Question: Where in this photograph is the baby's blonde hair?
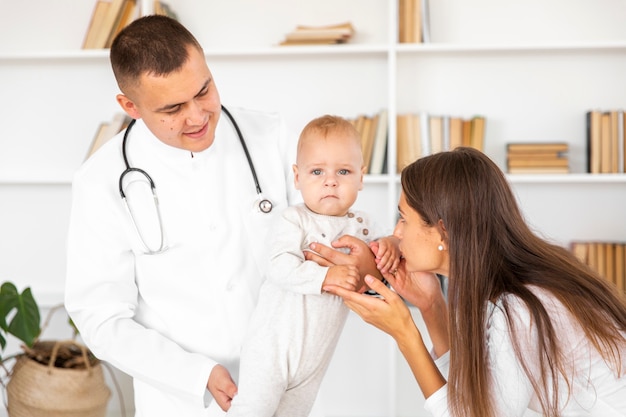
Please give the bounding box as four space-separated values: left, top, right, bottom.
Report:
297 115 362 160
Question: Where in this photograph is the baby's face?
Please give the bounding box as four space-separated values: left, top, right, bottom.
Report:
293 132 364 216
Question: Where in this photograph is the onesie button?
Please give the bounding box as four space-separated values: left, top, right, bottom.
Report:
347 212 354 218
362 228 369 236
357 217 363 223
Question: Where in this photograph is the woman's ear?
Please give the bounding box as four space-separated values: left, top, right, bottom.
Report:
438 219 449 245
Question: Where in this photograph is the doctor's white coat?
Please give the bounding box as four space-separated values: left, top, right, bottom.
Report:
65 107 299 416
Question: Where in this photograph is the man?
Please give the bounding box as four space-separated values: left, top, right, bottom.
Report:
65 15 299 416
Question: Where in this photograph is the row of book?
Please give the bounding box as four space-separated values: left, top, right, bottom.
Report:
586 109 626 174
398 0 431 43
82 0 177 49
279 22 355 46
347 110 389 175
506 142 570 174
396 113 485 173
572 241 626 296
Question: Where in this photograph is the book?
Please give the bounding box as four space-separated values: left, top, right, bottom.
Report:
449 117 463 150
106 0 137 48
408 113 423 164
610 110 619 173
369 109 388 175
461 119 472 147
86 112 131 159
429 115 443 154
470 116 485 152
362 114 377 173
280 22 354 45
600 112 612 173
586 110 602 173
507 142 568 154
396 114 411 173
442 115 450 151
617 110 626 173
85 122 110 159
421 0 431 43
616 244 625 294
507 158 569 168
82 1 111 49
82 0 129 49
507 166 569 174
419 112 431 156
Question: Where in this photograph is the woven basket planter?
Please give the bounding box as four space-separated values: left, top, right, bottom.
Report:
6 340 110 417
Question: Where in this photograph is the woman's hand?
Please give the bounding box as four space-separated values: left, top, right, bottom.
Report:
323 275 415 341
325 275 447 398
383 260 443 313
382 264 450 358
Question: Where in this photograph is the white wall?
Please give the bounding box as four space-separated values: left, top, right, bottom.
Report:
1 1 625 416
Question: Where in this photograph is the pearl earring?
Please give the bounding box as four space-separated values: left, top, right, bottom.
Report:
437 244 444 251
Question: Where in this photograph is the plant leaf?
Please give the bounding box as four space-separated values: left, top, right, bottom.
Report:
0 282 41 348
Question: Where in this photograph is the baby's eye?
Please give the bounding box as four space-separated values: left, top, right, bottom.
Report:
338 169 349 175
312 169 322 175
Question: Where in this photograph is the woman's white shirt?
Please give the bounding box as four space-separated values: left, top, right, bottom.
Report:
424 286 626 416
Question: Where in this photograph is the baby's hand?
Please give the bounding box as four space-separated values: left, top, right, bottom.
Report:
322 265 360 292
369 236 401 274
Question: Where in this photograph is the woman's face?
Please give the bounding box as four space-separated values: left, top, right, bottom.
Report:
394 191 449 277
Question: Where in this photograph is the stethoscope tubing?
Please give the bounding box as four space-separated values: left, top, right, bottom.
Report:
117 105 273 254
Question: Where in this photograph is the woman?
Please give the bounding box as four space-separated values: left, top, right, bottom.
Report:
319 147 626 416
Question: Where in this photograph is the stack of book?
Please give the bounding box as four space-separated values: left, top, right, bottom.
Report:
279 22 355 46
506 142 569 174
571 241 625 298
586 109 625 174
396 113 486 173
347 109 389 175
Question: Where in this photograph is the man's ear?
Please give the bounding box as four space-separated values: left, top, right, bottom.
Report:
292 164 300 190
116 94 141 119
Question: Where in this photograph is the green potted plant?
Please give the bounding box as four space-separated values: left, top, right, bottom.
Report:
0 281 111 417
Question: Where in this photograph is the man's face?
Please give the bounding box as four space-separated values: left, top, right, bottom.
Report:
117 46 221 153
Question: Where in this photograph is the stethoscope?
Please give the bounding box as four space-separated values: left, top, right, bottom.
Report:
119 104 273 255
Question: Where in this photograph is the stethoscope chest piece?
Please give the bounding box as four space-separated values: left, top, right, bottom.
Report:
258 198 273 213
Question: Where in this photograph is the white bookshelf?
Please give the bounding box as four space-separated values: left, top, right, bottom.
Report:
1 1 625 416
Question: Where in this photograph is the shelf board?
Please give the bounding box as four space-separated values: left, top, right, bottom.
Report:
6 40 626 62
395 40 626 54
506 173 626 184
0 44 390 62
0 179 72 186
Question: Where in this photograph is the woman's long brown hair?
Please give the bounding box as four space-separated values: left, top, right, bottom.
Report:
401 147 626 417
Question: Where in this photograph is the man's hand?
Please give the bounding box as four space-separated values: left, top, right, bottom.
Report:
207 364 237 411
